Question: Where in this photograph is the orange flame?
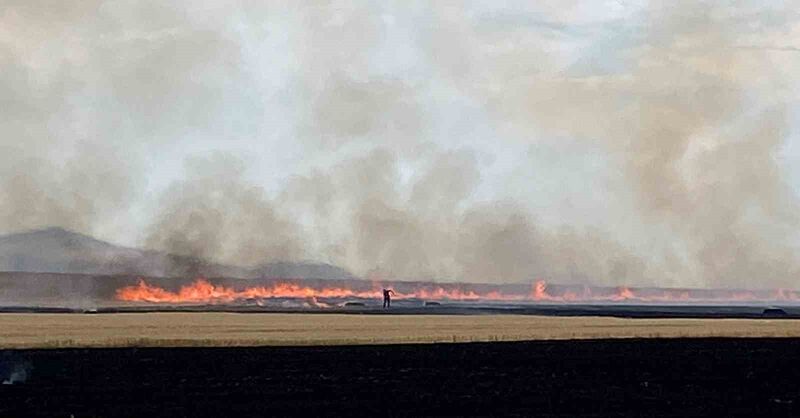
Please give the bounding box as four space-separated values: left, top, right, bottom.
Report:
116 279 382 303
115 278 529 304
115 278 800 305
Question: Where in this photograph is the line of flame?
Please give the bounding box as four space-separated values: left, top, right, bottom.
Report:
115 279 800 304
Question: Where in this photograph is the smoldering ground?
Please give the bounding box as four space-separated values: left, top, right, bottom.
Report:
1 1 799 289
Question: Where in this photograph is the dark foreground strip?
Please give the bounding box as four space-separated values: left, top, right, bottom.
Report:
1 338 799 417
4 304 800 319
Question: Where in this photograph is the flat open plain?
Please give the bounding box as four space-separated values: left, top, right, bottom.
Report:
3 312 800 348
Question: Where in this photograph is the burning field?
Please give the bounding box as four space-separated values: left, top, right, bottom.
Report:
5 273 800 349
4 271 800 313
114 277 800 306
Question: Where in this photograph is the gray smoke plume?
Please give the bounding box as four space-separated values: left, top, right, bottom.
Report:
145 153 304 267
463 1 800 287
265 148 647 285
1 1 798 288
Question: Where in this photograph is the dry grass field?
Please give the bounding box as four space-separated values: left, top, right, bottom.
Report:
3 313 800 348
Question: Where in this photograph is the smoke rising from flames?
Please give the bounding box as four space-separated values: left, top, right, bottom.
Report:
2 2 800 289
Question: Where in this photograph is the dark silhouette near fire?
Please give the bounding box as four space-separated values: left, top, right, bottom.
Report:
383 289 395 309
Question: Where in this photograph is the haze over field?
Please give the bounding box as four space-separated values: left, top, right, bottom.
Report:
3 1 800 288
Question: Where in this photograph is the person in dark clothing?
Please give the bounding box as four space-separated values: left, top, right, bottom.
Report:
383 289 395 309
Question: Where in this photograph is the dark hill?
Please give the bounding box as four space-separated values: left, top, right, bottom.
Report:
0 227 355 280
0 227 159 276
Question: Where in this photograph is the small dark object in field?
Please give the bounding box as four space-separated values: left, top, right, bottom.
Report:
762 308 787 317
343 302 365 307
424 301 441 307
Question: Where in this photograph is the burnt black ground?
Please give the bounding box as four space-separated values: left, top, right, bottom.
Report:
1 338 799 417
6 303 800 319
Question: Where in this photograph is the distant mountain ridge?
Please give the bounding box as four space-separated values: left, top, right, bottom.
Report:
0 227 355 280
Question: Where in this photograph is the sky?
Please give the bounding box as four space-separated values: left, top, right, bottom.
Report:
2 1 800 288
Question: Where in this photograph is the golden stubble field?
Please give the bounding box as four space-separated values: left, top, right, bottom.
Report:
2 313 800 349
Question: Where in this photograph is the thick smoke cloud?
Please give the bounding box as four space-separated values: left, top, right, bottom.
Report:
2 1 799 288
140 146 638 284
465 1 800 287
0 143 136 234
146 153 303 267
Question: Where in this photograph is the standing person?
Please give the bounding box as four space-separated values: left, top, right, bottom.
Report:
383 289 395 309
